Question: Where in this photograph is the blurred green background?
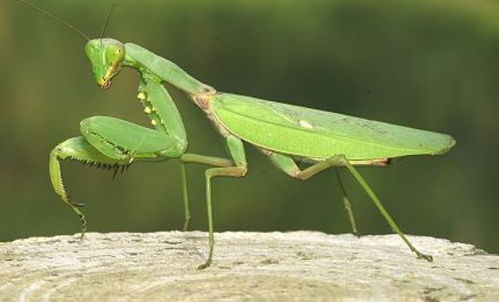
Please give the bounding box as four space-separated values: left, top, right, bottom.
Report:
1 0 498 254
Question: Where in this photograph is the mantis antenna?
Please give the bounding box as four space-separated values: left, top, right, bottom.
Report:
99 3 117 44
12 0 90 41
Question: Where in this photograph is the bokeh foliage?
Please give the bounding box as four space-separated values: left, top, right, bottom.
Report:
1 0 498 253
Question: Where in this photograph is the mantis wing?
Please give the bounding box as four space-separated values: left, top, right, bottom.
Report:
210 93 455 160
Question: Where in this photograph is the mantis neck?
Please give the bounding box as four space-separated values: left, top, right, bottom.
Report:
123 43 216 96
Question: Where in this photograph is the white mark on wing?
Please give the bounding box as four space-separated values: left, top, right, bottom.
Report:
299 120 314 129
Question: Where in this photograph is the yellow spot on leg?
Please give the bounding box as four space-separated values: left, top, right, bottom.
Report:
144 107 152 114
137 92 146 100
151 120 157 126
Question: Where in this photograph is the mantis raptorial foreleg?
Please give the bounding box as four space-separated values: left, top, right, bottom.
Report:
50 76 188 238
49 136 133 239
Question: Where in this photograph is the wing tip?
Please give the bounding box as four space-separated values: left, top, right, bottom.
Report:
431 135 456 155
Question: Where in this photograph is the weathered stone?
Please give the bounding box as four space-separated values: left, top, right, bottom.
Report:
1 231 498 301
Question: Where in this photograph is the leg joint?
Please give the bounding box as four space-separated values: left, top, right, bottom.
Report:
205 164 247 179
290 169 308 180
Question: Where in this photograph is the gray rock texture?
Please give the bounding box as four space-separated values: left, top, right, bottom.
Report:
1 231 498 301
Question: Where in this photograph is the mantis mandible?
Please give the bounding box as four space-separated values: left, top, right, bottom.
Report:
17 1 455 269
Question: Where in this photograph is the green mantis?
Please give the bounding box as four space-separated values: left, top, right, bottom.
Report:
18 1 455 269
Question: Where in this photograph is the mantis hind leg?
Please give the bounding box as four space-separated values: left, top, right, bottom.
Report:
334 168 359 236
267 152 359 235
343 162 433 262
267 152 432 261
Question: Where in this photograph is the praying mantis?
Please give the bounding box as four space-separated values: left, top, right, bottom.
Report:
16 1 455 269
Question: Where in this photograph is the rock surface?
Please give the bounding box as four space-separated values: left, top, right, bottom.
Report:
0 231 498 301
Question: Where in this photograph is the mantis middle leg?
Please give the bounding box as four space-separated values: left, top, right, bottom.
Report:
179 154 234 231
181 135 247 269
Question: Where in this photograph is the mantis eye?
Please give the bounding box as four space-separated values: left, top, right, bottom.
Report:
105 45 125 65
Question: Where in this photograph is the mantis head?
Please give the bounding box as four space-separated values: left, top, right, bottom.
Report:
85 38 125 89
